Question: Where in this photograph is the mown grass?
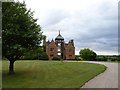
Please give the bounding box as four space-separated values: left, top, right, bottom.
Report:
2 60 106 88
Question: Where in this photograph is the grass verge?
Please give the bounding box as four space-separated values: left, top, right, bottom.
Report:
2 60 106 88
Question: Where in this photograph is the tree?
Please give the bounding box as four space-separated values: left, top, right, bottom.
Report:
21 47 48 60
2 2 45 73
97 56 107 61
79 48 97 61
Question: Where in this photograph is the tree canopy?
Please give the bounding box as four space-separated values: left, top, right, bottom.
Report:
2 1 45 73
79 48 97 61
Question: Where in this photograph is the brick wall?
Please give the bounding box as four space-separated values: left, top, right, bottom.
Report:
65 42 75 60
45 39 75 60
46 41 57 59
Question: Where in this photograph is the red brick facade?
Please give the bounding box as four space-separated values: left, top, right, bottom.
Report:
46 40 58 59
43 31 75 60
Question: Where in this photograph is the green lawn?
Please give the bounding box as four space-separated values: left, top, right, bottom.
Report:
2 60 106 88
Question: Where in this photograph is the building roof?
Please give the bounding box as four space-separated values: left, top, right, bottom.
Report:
64 43 68 48
55 30 64 40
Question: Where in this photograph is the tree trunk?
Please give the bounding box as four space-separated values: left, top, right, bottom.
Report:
9 60 15 74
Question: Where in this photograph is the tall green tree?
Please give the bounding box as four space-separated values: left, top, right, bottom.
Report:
2 1 45 73
79 48 97 61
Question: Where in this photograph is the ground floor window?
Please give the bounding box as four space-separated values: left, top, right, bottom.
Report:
50 54 54 57
58 53 61 55
69 55 72 57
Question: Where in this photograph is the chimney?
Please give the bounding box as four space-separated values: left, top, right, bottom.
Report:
71 39 74 46
43 35 46 46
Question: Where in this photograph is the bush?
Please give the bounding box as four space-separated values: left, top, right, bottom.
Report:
38 52 49 60
110 57 118 61
20 52 49 60
52 56 61 60
74 57 82 61
2 57 8 61
118 56 120 61
78 57 84 61
67 59 76 60
97 56 107 61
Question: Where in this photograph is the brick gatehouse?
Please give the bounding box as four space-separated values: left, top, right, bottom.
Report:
43 31 75 60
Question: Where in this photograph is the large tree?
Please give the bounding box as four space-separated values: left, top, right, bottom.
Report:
79 48 97 61
2 1 45 73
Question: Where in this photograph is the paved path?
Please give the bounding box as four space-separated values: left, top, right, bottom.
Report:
79 61 118 88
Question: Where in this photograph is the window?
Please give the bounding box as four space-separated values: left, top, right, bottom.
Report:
69 55 72 57
58 43 61 46
58 48 61 51
58 53 61 55
50 48 54 52
68 49 72 52
50 54 53 57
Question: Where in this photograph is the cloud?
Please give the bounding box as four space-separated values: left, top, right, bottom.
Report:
16 0 118 55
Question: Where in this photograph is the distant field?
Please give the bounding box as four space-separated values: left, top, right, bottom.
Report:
2 60 106 88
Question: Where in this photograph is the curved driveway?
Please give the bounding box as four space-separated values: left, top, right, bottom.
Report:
80 61 118 88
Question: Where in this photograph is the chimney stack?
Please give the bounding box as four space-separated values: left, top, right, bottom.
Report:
70 39 74 46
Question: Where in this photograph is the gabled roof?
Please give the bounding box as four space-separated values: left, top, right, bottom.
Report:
47 40 57 47
64 43 68 48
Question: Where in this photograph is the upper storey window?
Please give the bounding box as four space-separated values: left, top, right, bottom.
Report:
68 49 72 52
58 43 61 46
58 48 61 51
50 48 54 52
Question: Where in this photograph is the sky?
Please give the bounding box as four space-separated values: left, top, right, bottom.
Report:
15 0 118 55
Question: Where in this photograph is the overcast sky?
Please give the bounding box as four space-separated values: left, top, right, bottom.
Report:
15 0 118 55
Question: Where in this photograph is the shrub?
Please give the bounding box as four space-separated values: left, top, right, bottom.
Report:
118 56 120 61
52 56 61 60
19 52 49 60
97 56 107 61
38 52 49 60
78 57 84 61
2 57 8 60
110 57 118 61
67 59 75 60
74 57 82 61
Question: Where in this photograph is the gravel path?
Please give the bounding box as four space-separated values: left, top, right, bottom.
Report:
79 61 118 88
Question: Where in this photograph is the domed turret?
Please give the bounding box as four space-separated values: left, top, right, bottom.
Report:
55 30 64 40
55 30 64 43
